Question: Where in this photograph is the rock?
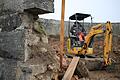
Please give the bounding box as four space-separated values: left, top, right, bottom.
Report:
0 30 25 61
17 60 58 80
21 67 32 73
0 30 40 61
30 64 47 75
0 0 54 32
0 0 54 15
41 35 48 44
26 33 40 46
0 57 3 61
40 48 47 53
0 12 35 32
0 59 17 80
33 21 47 35
75 59 89 78
80 58 103 71
0 13 22 32
0 28 2 32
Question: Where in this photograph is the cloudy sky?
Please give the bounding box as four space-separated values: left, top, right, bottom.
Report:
39 0 120 22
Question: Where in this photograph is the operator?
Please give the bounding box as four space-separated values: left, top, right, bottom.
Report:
77 32 85 46
70 21 86 46
70 22 85 35
75 22 85 46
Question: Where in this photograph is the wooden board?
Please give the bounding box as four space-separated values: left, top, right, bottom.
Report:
62 57 80 80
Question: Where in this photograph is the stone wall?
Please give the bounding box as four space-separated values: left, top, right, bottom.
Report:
0 30 25 61
0 0 54 32
0 59 17 80
0 0 54 15
38 18 120 36
0 0 55 80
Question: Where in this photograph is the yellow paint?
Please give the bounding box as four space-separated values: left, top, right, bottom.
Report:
67 47 93 55
66 22 112 66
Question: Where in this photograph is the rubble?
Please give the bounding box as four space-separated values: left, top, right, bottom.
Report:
48 35 120 80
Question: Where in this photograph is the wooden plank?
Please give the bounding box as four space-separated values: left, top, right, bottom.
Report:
62 57 80 80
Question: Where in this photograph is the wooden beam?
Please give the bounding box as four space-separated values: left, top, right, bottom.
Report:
62 57 80 80
60 0 65 69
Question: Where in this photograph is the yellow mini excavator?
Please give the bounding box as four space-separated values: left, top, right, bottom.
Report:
67 13 112 66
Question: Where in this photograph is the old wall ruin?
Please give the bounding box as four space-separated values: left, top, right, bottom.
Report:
0 0 58 80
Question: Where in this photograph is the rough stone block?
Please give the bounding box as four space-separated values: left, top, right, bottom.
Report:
0 0 54 15
0 12 34 32
0 13 22 32
0 58 58 80
0 59 32 80
0 30 25 61
80 58 103 71
0 29 41 61
0 59 17 80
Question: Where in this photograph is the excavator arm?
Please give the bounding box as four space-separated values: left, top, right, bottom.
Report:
104 21 112 65
80 21 112 65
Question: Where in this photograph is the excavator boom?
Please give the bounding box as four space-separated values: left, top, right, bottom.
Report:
79 21 112 65
104 21 112 65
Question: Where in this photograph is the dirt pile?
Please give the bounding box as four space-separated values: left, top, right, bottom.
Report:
112 36 120 63
48 35 120 80
24 34 60 80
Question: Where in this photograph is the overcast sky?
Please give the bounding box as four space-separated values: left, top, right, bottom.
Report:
39 0 120 22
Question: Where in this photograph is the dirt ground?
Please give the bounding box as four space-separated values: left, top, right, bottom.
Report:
48 35 120 80
24 34 120 80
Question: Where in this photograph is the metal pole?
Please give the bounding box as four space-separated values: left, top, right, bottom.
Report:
83 19 84 27
60 0 65 69
68 19 70 37
91 16 93 26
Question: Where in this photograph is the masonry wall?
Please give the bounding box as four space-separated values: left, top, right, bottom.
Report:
38 18 120 37
0 0 55 80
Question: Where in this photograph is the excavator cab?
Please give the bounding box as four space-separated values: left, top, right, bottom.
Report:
67 13 93 55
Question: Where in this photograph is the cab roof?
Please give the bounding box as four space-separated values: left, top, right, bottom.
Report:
69 13 91 21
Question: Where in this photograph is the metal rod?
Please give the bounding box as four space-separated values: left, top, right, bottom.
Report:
83 19 84 27
91 16 93 26
68 19 70 37
60 0 65 70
